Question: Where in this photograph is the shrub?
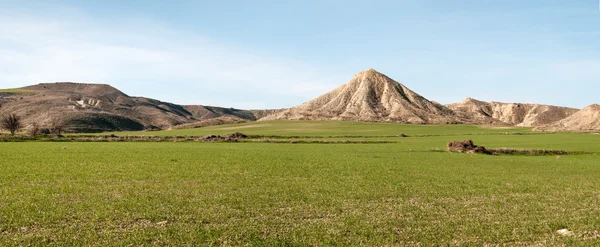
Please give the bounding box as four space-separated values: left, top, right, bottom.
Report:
1 113 23 137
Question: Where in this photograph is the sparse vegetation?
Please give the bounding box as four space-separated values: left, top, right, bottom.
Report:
1 113 23 136
487 148 581 156
50 119 66 136
28 122 41 138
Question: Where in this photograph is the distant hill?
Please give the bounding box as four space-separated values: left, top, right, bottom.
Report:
261 69 460 124
0 82 279 133
447 98 579 127
534 104 600 131
1 69 594 133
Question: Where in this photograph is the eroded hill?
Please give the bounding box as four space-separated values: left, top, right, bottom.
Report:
0 82 278 133
261 69 459 124
447 98 579 127
534 104 600 131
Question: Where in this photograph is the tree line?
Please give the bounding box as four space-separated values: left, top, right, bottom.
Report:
1 113 65 137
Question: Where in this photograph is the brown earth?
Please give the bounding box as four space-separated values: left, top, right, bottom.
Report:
261 69 460 124
200 132 248 142
447 98 579 127
0 82 279 133
447 139 491 154
534 104 600 131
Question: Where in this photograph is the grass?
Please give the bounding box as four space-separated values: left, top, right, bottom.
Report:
0 88 34 93
100 120 532 137
2 121 600 245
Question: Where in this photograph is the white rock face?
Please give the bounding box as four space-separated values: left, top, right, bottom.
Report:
75 98 102 108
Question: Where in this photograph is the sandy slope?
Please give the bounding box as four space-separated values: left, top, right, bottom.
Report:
447 98 579 127
261 69 459 124
534 104 600 131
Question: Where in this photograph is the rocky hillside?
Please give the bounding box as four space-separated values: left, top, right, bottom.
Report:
261 69 459 124
447 98 579 127
534 104 600 131
1 70 591 133
0 82 277 133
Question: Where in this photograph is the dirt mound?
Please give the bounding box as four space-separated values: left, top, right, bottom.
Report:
0 83 275 133
228 132 248 139
200 132 248 142
447 140 491 154
447 98 578 127
261 69 459 124
534 104 600 131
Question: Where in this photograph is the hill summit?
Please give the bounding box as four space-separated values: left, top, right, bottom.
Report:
261 69 458 124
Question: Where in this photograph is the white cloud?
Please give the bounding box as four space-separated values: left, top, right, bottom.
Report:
0 8 344 108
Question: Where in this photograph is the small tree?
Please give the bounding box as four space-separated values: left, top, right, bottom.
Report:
50 119 66 136
28 122 41 138
1 114 23 137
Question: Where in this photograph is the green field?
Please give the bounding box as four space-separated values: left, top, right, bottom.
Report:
2 121 600 245
0 88 34 93
107 120 531 137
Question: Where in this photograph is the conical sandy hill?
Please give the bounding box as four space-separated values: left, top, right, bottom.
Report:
261 69 458 124
447 98 579 127
535 104 600 131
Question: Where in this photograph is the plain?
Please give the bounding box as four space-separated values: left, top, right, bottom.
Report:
1 121 599 245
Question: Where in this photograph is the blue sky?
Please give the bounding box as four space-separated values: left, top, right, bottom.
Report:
0 0 598 109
